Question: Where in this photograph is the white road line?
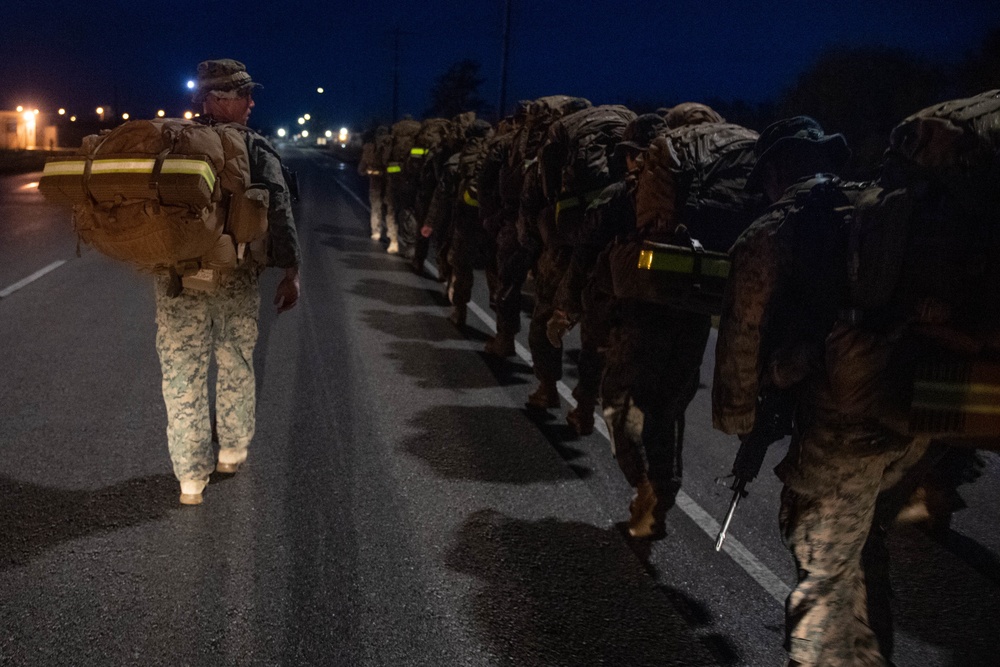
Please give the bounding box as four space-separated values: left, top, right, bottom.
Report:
0 260 67 299
333 176 791 604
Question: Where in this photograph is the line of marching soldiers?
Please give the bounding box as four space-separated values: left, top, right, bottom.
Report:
358 90 1000 667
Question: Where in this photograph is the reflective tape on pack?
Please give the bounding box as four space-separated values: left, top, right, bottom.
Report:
41 156 217 191
912 380 1000 414
410 147 428 157
637 248 731 279
386 163 402 174
463 190 479 207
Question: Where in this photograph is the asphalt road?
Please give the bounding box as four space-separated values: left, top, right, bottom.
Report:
0 149 997 666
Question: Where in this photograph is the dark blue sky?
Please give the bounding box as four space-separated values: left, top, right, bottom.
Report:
2 0 998 134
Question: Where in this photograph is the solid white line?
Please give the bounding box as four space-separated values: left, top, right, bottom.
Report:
0 260 67 299
333 176 790 604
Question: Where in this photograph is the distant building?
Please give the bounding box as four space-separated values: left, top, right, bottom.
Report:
0 110 58 150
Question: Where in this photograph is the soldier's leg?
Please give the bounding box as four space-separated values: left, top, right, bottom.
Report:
779 429 922 667
212 268 261 471
568 316 603 435
368 178 384 239
384 178 399 253
527 248 569 406
154 278 214 492
446 222 474 327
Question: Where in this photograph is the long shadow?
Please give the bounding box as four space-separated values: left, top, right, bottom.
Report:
523 407 596 480
313 223 367 239
350 277 450 307
445 510 726 666
339 252 413 273
478 350 535 387
0 474 176 571
387 340 528 390
887 525 1000 666
400 405 584 484
362 308 466 342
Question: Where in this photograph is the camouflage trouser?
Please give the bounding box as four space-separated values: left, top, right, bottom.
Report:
527 245 574 383
494 223 525 338
381 176 404 245
154 267 261 483
446 210 484 307
600 306 711 490
777 424 932 667
368 176 386 237
573 271 615 408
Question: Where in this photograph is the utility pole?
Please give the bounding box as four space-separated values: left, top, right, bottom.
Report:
389 27 414 121
498 0 512 120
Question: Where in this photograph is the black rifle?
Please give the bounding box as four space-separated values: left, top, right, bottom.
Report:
714 389 794 551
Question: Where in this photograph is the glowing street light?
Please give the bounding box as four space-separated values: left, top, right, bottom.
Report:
184 111 194 120
58 108 66 115
186 80 195 90
277 128 287 138
297 117 306 125
16 105 23 112
324 130 333 138
157 110 166 117
317 87 324 94
301 130 309 138
122 113 130 120
70 116 77 122
304 113 311 120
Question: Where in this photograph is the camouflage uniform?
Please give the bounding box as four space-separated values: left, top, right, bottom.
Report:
155 118 300 487
358 126 389 239
714 174 928 667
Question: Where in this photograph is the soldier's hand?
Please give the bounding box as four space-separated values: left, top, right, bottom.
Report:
274 267 300 314
421 224 434 238
546 309 572 348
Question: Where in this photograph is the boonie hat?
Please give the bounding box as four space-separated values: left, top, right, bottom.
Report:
745 116 850 192
194 59 261 102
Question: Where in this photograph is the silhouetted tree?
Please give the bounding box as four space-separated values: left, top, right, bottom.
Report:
779 46 947 179
425 59 490 118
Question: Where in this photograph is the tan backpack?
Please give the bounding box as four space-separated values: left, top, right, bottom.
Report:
40 118 268 284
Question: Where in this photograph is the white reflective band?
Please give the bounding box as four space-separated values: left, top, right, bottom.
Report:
46 158 217 190
42 161 85 175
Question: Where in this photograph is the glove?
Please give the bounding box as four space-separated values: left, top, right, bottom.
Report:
546 309 573 348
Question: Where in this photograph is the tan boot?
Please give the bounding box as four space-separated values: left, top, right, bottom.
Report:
566 403 595 436
216 448 247 474
386 240 399 254
526 381 560 409
179 479 207 506
628 477 664 538
484 333 516 358
448 304 467 328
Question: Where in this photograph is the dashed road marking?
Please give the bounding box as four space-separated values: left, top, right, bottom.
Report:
0 260 67 299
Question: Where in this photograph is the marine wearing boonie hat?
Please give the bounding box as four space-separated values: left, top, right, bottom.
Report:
193 59 262 102
745 115 850 192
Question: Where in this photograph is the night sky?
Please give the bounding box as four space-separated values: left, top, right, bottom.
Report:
2 0 999 134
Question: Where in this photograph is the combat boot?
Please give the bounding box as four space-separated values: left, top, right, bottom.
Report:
566 402 596 436
386 240 399 254
179 479 207 506
216 448 247 474
483 333 516 358
628 477 665 539
448 304 467 328
370 231 382 241
526 381 560 409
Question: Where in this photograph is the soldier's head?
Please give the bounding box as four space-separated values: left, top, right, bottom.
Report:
615 113 668 172
194 58 260 125
465 119 493 140
663 103 724 129
747 116 850 202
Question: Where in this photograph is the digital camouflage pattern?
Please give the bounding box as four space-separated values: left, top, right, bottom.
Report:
154 266 260 483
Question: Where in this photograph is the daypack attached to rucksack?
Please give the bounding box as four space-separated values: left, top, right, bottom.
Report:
39 118 268 282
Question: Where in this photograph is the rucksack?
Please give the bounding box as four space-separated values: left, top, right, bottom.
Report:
39 118 267 278
540 104 636 222
386 119 422 172
635 122 762 252
840 91 1000 447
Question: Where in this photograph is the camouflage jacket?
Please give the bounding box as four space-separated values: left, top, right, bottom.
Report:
712 175 855 434
424 153 461 234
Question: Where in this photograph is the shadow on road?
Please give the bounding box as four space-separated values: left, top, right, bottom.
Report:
400 405 582 484
445 509 730 666
361 308 467 343
350 277 450 307
386 340 528 390
0 474 176 571
337 252 415 273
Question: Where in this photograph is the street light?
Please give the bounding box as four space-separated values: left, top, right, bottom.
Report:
122 113 130 120
184 111 193 120
317 87 324 94
277 128 287 138
298 117 306 125
301 130 309 138
157 110 166 118
16 105 23 112
58 108 66 115
96 107 105 121
304 113 311 120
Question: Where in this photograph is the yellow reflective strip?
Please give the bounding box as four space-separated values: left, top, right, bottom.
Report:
386 164 402 173
647 252 696 273
463 190 479 207
912 400 1000 415
914 381 1000 396
702 258 731 279
410 147 427 156
637 249 654 270
43 161 86 175
90 159 157 173
160 159 216 190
